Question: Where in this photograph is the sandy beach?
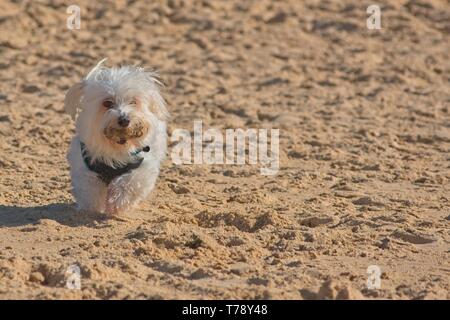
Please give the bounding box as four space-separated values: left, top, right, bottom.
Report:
0 0 449 299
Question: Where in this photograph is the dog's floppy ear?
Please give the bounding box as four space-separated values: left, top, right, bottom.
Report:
64 82 84 121
149 91 170 121
64 58 107 121
143 71 169 121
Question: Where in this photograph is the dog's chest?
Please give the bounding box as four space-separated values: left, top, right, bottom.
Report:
80 142 144 184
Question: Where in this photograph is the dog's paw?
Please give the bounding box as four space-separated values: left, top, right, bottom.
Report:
105 184 130 215
105 201 120 215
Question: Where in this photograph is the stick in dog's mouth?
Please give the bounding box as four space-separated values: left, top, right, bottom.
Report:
103 125 147 145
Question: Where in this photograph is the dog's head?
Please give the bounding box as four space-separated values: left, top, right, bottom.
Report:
65 59 168 155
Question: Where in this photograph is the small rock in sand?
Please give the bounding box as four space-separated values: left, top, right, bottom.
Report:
168 183 190 194
391 230 437 244
264 11 287 24
352 196 384 207
248 277 271 286
377 237 391 249
22 84 40 93
300 215 337 228
29 272 45 283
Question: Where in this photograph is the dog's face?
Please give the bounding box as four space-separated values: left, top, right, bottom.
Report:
100 96 149 146
82 88 154 149
65 62 168 155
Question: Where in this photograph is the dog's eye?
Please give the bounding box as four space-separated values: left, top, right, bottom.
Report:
130 98 138 106
102 100 114 109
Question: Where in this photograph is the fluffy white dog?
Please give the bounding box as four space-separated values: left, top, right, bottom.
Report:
65 59 168 215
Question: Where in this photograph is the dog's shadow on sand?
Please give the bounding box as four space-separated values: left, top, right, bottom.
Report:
0 203 109 228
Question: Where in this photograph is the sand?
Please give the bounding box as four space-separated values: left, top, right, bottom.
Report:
0 0 449 299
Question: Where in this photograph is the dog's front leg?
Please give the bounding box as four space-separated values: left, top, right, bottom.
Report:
105 168 158 215
105 173 137 215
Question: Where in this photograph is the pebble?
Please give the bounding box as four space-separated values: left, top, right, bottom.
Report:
300 215 336 228
391 230 437 244
29 272 45 283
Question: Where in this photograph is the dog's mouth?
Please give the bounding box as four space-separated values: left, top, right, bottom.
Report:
103 124 148 145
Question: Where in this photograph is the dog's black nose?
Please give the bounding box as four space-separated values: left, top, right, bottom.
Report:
118 115 130 127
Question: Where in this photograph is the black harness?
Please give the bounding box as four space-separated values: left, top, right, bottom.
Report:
80 142 149 184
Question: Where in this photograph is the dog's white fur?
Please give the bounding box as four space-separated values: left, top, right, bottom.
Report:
65 59 168 215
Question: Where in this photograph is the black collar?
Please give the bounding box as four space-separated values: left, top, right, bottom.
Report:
80 141 147 185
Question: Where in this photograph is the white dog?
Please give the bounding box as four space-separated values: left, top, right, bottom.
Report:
64 59 168 215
